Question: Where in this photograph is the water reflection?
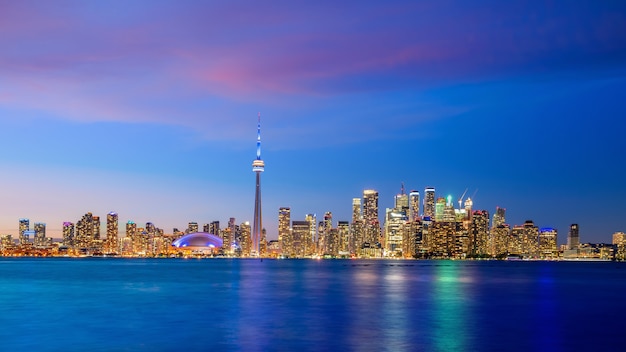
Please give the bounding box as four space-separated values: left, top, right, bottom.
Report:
381 265 412 351
433 263 470 351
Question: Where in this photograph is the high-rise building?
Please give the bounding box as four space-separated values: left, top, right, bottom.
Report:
105 212 119 254
434 197 446 222
126 221 140 255
62 222 75 247
18 219 30 245
252 113 265 256
34 222 46 248
240 222 252 256
305 214 317 256
510 220 539 258
363 190 380 244
187 222 198 234
290 220 310 257
567 224 580 250
76 212 97 249
409 190 420 222
423 187 436 219
337 221 351 255
352 198 362 222
318 212 332 255
492 207 506 228
93 216 101 241
384 207 407 256
614 232 626 261
394 184 409 212
443 195 456 222
490 224 510 257
278 207 291 253
469 210 489 256
613 232 626 245
538 228 558 258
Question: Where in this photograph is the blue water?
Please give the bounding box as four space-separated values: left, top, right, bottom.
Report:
1 258 625 351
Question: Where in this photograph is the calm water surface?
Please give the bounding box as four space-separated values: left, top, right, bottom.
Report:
0 258 625 351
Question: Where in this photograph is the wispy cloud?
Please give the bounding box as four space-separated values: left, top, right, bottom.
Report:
0 0 624 145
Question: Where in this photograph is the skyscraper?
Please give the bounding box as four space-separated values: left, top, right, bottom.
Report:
34 222 46 248
363 190 380 244
424 187 435 219
567 224 579 250
62 222 74 247
278 207 291 253
394 184 409 212
409 190 420 222
106 212 119 254
492 207 506 228
19 218 29 245
539 228 558 258
252 113 265 256
435 197 446 222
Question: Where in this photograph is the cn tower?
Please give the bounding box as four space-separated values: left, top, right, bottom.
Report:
252 113 264 256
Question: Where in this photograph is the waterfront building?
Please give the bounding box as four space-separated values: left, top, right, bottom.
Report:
427 221 457 258
538 227 558 259
62 222 74 247
305 214 317 256
238 222 250 256
326 228 339 257
490 224 510 257
384 207 407 257
409 190 420 222
278 207 291 254
290 220 310 257
105 212 118 254
509 220 539 258
252 113 265 256
614 232 626 261
470 210 489 257
34 222 46 248
351 198 365 251
423 187 436 219
318 212 332 255
19 219 29 245
76 213 97 250
567 224 580 250
363 190 380 245
337 221 351 256
186 222 198 234
121 236 133 256
613 232 625 245
126 221 141 254
0 235 13 250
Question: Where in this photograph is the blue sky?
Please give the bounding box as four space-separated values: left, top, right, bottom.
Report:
0 0 625 243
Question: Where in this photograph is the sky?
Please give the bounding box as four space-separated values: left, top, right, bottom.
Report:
0 0 625 244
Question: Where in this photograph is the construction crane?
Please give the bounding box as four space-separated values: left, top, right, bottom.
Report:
457 188 468 210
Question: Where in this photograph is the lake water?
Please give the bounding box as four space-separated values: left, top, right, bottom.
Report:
0 258 624 351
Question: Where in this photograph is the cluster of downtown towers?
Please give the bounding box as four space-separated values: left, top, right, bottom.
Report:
278 187 570 259
3 187 569 259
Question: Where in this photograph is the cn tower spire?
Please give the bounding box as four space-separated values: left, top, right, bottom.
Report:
256 112 262 160
252 113 265 256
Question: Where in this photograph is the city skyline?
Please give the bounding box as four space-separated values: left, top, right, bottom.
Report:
1 1 625 243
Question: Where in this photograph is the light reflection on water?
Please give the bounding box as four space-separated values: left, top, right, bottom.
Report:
1 258 625 351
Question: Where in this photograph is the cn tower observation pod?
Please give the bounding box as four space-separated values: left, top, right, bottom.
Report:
172 232 223 249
